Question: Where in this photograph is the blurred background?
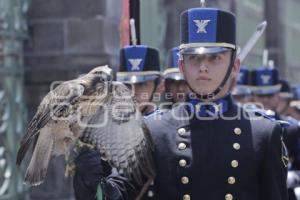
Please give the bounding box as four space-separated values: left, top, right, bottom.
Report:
0 0 300 199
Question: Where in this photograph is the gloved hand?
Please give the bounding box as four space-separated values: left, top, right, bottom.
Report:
73 148 112 200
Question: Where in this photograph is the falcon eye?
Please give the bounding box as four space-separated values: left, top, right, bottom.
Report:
94 71 103 75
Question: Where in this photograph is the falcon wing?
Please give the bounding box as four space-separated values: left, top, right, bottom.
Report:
16 80 85 165
80 82 155 185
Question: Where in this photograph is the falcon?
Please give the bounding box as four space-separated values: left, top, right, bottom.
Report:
16 65 155 189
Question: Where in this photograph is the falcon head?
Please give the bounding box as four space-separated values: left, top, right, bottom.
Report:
88 65 113 82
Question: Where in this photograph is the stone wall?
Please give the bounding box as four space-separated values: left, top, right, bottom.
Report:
23 0 121 199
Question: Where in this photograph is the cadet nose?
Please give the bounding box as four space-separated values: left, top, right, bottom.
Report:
178 83 186 92
199 62 209 73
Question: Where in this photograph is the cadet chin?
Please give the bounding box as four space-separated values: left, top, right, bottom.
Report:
73 6 288 200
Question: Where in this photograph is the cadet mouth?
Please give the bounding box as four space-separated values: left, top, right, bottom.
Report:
197 76 211 81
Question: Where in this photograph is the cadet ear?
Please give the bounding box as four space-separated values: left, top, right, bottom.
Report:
179 59 185 74
231 58 241 79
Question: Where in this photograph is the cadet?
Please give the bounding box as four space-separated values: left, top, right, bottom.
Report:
73 5 288 200
289 85 300 121
162 46 189 107
116 45 161 115
250 67 300 200
250 67 282 113
73 44 161 200
277 79 294 116
141 47 190 200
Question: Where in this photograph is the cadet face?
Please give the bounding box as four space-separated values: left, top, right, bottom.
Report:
276 97 289 115
132 80 156 110
253 93 280 110
179 50 240 99
287 107 300 121
165 79 189 103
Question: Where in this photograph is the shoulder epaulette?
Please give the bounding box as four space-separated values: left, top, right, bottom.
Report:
144 109 165 119
252 108 276 121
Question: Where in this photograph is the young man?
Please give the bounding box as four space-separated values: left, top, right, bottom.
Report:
288 85 300 121
251 67 282 112
73 7 288 200
73 44 161 200
250 67 300 200
116 45 161 115
277 80 294 116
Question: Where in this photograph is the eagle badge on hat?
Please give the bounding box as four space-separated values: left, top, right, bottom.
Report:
129 59 143 70
260 75 271 85
193 19 210 33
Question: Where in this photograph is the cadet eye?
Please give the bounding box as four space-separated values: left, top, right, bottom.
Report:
207 54 222 63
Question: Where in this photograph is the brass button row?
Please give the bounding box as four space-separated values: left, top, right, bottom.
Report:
223 128 241 200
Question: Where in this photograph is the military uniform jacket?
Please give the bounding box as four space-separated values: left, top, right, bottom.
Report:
102 99 288 200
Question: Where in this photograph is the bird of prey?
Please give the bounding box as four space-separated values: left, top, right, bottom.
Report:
16 65 155 189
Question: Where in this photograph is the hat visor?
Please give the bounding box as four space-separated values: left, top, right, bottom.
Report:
279 92 294 99
164 72 184 81
117 73 160 84
232 86 252 96
180 47 231 55
250 84 282 95
290 101 300 109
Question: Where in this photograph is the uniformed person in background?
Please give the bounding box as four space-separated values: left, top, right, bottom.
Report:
116 45 162 115
250 66 282 114
73 5 288 200
277 79 294 116
162 46 189 108
250 67 300 200
141 46 190 200
288 86 300 200
289 85 300 121
73 44 162 200
231 66 252 104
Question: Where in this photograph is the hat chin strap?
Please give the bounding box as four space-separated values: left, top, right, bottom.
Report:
187 50 236 100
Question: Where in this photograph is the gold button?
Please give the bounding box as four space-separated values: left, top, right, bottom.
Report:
178 128 186 136
181 176 189 184
231 160 239 168
225 193 233 200
147 190 154 197
234 127 241 135
178 143 187 150
179 159 187 167
183 194 191 200
233 143 240 150
228 176 236 184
